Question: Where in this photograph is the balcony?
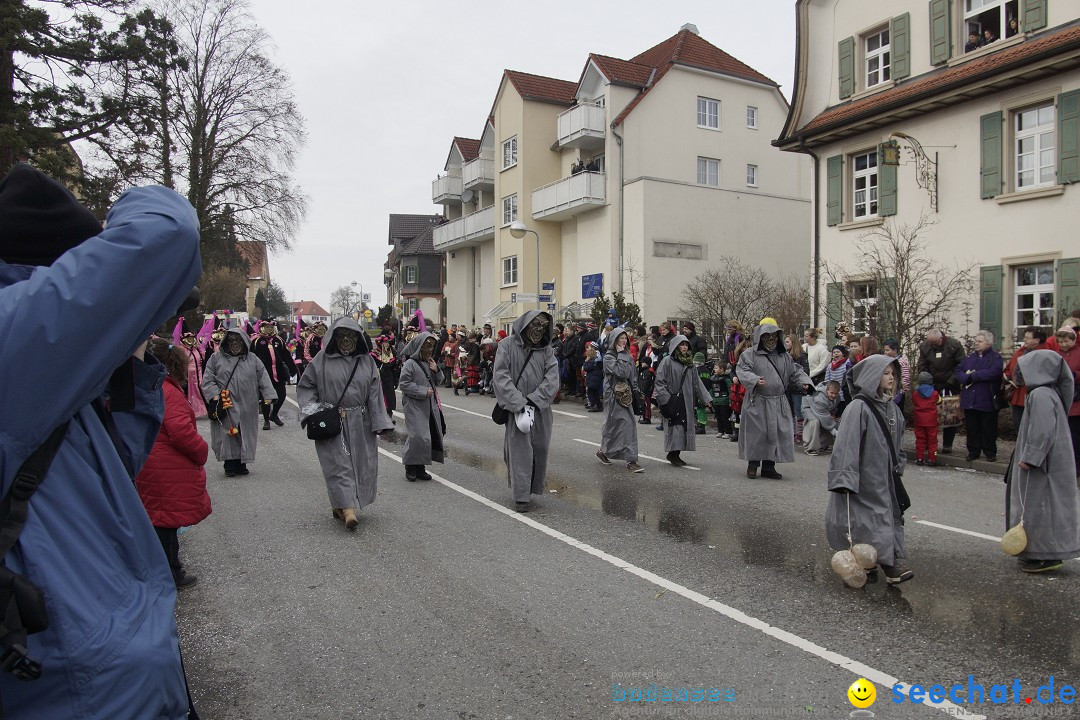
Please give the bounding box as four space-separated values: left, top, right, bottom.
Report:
462 156 495 192
557 104 606 150
433 205 495 251
432 174 462 205
531 172 606 222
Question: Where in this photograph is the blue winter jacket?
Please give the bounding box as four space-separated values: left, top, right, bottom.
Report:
0 186 201 718
955 348 1003 412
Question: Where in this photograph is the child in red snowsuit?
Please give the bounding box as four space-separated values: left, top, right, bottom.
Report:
912 371 941 465
729 374 746 443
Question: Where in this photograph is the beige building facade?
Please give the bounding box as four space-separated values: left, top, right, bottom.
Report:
777 0 1080 350
435 26 811 333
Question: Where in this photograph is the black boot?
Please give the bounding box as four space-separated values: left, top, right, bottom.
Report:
406 465 418 482
224 460 237 477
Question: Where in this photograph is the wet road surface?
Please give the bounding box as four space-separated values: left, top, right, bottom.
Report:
177 387 1079 719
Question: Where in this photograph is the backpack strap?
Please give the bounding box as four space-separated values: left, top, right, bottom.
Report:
0 421 70 681
854 395 911 514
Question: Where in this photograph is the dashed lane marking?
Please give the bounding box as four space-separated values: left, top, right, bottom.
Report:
572 438 700 471
375 446 982 720
915 520 1001 543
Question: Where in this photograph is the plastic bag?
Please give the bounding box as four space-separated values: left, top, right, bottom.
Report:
830 550 867 589
851 543 879 570
1001 521 1027 556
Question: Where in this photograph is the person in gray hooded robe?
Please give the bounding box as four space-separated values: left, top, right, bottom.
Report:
202 328 275 477
493 310 560 512
654 334 711 466
736 321 812 479
596 327 644 473
399 331 446 481
1007 349 1080 572
825 354 914 584
297 318 394 530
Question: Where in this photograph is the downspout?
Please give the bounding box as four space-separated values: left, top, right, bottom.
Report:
799 135 820 330
611 121 625 296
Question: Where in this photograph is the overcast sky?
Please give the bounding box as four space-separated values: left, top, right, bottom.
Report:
248 0 797 316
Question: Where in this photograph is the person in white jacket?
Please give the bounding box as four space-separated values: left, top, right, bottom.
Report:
804 328 830 385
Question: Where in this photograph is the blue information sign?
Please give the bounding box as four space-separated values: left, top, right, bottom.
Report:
581 273 603 299
542 282 555 291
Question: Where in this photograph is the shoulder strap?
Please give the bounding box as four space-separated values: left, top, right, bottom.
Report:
0 423 69 558
513 349 535 389
855 396 911 513
221 356 241 394
335 356 363 408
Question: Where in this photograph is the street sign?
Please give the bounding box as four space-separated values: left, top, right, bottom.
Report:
513 292 538 302
582 273 603 299
363 309 372 318
538 294 552 303
547 303 556 312
361 293 371 303
542 282 555 291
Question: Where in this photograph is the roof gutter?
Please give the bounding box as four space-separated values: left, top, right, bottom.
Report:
611 120 625 297
796 135 821 331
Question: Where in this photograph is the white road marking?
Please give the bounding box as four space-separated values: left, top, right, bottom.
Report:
915 520 1001 543
286 397 299 407
551 407 587 419
573 438 700 471
436 402 492 420
376 446 981 720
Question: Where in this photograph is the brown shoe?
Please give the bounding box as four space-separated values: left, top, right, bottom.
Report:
342 508 358 530
332 508 345 522
596 450 611 465
627 461 644 473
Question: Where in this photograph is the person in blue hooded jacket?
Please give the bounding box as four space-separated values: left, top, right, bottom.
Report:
0 163 201 718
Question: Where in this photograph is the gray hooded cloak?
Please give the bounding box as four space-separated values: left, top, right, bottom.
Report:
493 310 560 502
600 327 639 462
202 329 275 463
654 334 711 452
825 355 907 566
736 322 811 463
399 331 446 465
296 318 394 510
1008 350 1080 560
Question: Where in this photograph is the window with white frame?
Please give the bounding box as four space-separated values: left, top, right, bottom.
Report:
864 28 891 88
407 298 419 313
851 282 878 333
1014 263 1055 327
502 256 518 286
964 0 1019 45
405 265 417 284
746 106 758 129
697 157 720 186
746 164 758 187
1014 102 1056 190
501 136 518 169
697 96 720 129
501 194 517 226
852 149 879 218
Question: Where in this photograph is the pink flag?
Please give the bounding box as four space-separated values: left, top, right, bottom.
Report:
295 314 302 339
172 317 184 346
415 309 427 333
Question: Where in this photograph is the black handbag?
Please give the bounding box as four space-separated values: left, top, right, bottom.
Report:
492 350 534 425
302 356 361 440
660 366 691 425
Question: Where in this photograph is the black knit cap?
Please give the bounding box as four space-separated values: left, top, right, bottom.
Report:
0 163 102 267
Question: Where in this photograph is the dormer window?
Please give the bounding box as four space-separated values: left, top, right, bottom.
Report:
864 28 891 88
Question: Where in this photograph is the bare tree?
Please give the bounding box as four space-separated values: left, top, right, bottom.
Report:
621 252 648 308
198 265 246 311
822 215 976 357
330 285 360 318
678 256 776 350
765 273 812 335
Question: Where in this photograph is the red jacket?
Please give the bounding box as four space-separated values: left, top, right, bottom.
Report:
730 381 746 413
912 387 940 427
1059 344 1080 417
136 376 212 528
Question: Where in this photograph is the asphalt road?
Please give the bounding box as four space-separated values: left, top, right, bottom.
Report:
178 386 1079 720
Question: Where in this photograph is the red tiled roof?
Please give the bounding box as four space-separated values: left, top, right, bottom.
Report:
236 241 267 280
588 54 654 87
613 29 778 127
290 300 329 318
454 137 481 162
795 23 1080 139
504 70 578 106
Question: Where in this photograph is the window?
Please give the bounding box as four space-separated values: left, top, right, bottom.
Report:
501 194 517 226
697 157 720 186
1014 263 1054 327
1014 103 1055 190
746 165 758 187
964 0 1019 45
746 106 758 129
502 256 518 286
852 150 879 218
502 137 517 169
405 266 417 284
406 298 419 313
864 28 891 88
697 97 720 129
851 282 878 333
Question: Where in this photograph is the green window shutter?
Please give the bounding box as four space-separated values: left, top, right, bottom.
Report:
878 143 898 216
980 111 1003 199
826 282 843 342
826 155 843 226
875 276 897 340
929 0 952 66
838 37 855 99
979 265 1003 349
891 13 911 80
1057 89 1080 185
1022 0 1048 31
1057 257 1080 325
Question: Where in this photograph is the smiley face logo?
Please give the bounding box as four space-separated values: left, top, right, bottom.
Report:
847 678 876 708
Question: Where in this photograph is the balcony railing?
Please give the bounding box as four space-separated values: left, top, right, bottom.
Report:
463 157 495 190
557 104 606 149
432 174 462 204
433 206 495 250
531 172 606 222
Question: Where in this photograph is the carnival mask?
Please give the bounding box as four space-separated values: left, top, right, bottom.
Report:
225 335 244 356
315 325 327 337
420 337 435 361
336 330 359 356
180 334 197 348
525 316 549 346
260 325 272 336
762 334 778 352
212 329 225 343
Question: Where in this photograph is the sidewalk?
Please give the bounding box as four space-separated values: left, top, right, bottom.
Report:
902 428 1011 476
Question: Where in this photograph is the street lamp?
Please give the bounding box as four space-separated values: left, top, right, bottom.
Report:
509 220 541 309
880 132 938 212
